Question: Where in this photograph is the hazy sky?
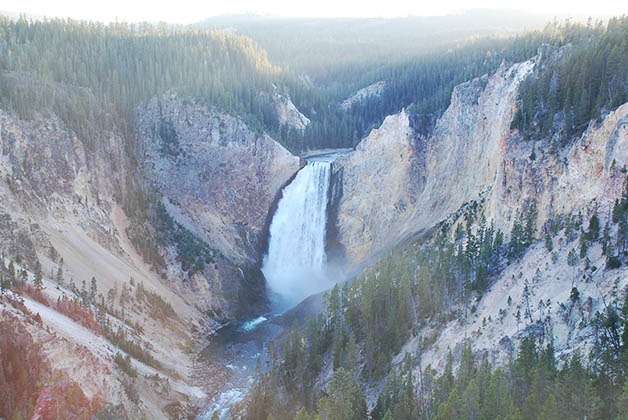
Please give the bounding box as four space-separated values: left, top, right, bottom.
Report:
3 0 627 23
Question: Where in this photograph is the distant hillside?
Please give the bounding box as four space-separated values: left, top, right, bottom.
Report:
198 10 551 80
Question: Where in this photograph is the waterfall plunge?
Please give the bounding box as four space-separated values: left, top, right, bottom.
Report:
262 159 334 311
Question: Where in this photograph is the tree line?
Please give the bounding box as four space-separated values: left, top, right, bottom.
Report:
512 16 628 147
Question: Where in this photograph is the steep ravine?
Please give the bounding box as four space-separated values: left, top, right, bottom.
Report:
0 94 304 419
3 53 628 420
330 60 536 271
325 57 628 393
137 94 301 317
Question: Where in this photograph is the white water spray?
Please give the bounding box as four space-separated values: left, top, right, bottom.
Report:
262 158 334 311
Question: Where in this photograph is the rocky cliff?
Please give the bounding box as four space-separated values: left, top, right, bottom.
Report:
135 94 302 317
0 109 129 271
138 94 301 267
332 60 535 269
0 108 211 418
0 93 303 418
340 81 386 111
273 92 310 131
396 96 628 374
333 56 628 270
330 57 628 379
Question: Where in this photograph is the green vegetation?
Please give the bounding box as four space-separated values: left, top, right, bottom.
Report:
134 280 176 321
155 202 215 275
331 33 547 138
508 205 537 259
604 175 628 267
421 330 628 420
244 201 545 419
0 15 593 154
104 324 162 371
0 257 166 375
245 188 628 420
0 16 362 152
114 352 138 378
0 17 282 145
123 197 217 277
512 17 628 145
250 309 628 420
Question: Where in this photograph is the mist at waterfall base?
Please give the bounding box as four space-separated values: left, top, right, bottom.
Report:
197 154 346 420
262 157 338 312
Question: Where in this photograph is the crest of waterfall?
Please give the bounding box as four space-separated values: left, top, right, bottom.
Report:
262 158 333 311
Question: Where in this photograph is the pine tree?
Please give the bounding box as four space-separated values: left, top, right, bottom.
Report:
294 408 313 420
33 260 43 289
480 368 516 420
544 232 553 252
90 277 98 303
8 260 15 279
381 409 394 420
580 234 589 258
435 388 462 420
81 279 88 305
513 336 537 406
587 213 600 240
318 368 367 420
524 205 537 246
19 269 28 286
461 378 481 420
48 246 58 262
7 261 16 289
345 332 359 371
602 221 611 255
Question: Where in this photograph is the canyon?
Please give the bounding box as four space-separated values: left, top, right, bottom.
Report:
2 50 628 419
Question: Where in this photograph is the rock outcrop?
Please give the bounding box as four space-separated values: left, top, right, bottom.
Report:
333 53 628 272
484 101 628 235
273 92 310 131
340 81 386 111
332 60 535 269
137 94 301 266
0 108 210 418
0 109 126 260
331 57 628 375
399 98 628 370
329 109 423 267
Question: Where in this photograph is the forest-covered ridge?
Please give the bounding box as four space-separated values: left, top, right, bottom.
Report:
1 15 628 153
512 15 628 147
198 10 552 80
0 16 284 148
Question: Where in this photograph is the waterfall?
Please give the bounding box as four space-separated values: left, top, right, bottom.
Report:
262 158 333 311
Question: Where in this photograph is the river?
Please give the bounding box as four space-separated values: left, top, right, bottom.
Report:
196 150 349 419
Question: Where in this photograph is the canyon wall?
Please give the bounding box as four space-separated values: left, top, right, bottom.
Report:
332 57 628 271
331 60 535 268
137 94 301 267
0 94 302 418
330 58 628 379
